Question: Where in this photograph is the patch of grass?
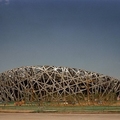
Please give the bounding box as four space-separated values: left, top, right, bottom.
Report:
1 103 120 113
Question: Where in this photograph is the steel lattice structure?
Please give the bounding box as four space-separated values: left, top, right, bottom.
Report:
0 65 120 102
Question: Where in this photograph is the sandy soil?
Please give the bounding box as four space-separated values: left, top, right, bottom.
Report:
0 113 120 120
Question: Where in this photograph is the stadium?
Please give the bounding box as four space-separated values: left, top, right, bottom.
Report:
0 65 120 104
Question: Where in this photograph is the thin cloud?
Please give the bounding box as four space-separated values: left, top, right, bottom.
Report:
0 0 9 5
5 0 9 5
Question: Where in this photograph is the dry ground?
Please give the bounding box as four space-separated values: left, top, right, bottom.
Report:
0 113 120 120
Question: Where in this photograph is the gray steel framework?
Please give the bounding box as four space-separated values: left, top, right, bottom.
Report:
0 65 120 102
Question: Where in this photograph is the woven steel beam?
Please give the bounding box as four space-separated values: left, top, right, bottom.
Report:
0 65 120 102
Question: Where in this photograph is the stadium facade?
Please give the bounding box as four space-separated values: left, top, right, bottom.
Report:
0 65 120 103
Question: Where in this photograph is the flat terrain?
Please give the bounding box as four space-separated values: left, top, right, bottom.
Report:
1 105 120 113
0 113 120 120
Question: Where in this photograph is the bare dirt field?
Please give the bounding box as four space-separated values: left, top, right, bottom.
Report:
0 113 120 120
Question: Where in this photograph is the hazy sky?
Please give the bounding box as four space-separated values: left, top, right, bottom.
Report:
0 0 120 79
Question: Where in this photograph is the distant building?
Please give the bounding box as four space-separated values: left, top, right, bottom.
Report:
0 65 120 102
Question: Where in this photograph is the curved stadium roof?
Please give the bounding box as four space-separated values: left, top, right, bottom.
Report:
0 65 120 102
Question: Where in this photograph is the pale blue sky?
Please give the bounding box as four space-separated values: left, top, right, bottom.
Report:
0 0 120 79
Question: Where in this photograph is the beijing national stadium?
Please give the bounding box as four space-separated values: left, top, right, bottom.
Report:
0 65 120 105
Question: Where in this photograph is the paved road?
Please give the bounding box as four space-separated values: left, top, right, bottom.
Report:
0 113 120 120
